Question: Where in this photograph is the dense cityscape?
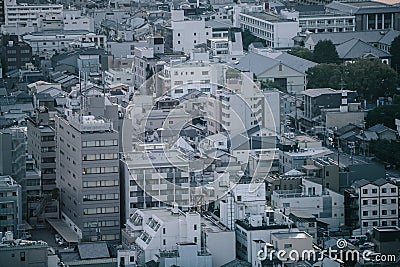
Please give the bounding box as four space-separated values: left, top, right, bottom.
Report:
0 0 400 266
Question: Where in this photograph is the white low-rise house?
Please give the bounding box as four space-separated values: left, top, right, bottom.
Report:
22 31 106 59
63 10 94 32
279 147 333 174
204 133 229 151
270 232 314 263
104 68 134 86
271 179 344 230
233 52 317 93
121 208 201 266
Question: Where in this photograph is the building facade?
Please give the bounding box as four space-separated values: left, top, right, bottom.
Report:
0 176 22 236
56 113 120 241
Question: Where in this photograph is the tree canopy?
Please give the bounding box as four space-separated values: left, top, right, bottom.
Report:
365 104 400 129
306 59 398 102
288 47 314 62
241 29 265 50
313 40 340 64
390 35 400 74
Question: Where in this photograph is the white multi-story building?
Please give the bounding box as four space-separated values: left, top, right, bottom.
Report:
121 208 201 265
158 61 217 99
121 150 191 219
271 179 344 230
104 68 134 86
237 11 299 48
278 8 356 33
164 10 212 54
349 179 398 234
3 0 63 35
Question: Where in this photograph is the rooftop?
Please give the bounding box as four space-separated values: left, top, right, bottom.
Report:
272 231 311 240
244 12 295 22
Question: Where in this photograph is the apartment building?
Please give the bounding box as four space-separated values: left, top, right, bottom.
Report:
0 176 22 236
237 11 299 48
161 10 212 54
121 149 190 220
121 208 201 265
27 108 57 195
56 113 120 241
271 179 345 230
1 35 32 73
158 61 216 99
344 179 399 234
3 0 63 35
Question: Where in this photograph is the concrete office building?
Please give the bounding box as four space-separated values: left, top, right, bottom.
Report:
0 127 26 185
27 107 57 195
56 112 120 241
0 176 22 236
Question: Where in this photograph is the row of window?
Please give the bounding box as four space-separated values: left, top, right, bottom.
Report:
82 166 118 174
362 198 396 205
83 180 119 188
83 193 119 201
83 207 119 215
362 188 396 194
362 220 397 227
82 140 118 147
362 210 397 216
83 220 120 228
82 153 118 161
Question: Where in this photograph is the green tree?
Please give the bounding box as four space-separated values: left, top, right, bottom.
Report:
306 63 342 89
313 40 340 64
369 140 400 169
288 47 314 61
365 104 400 129
241 29 265 50
344 59 398 101
390 35 400 74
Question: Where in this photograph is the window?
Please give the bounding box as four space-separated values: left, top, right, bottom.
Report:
163 228 166 234
391 210 396 215
163 239 166 245
382 199 387 204
372 210 377 215
382 221 387 226
382 188 387 193
363 211 368 216
372 199 377 204
284 244 292 249
194 224 197 231
194 237 197 243
363 200 368 205
20 252 25 262
363 222 368 227
362 189 368 194
382 210 387 215
391 199 396 204
391 188 396 193
372 189 377 194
